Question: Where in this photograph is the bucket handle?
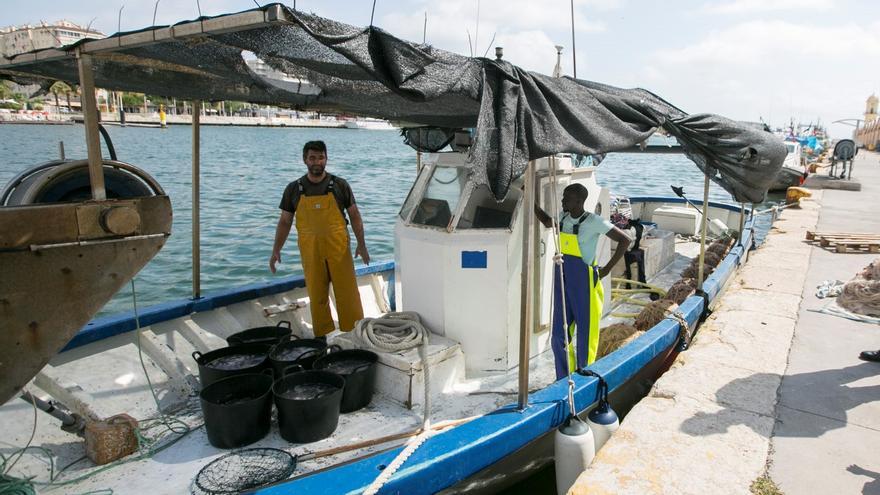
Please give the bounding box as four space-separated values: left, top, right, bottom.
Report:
292 348 321 364
277 320 292 329
349 362 373 374
192 351 203 363
283 364 305 377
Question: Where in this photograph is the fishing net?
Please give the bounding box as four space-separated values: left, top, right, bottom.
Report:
666 278 697 305
597 324 641 358
706 242 729 258
837 258 880 317
634 299 679 331
681 263 714 281
192 448 296 495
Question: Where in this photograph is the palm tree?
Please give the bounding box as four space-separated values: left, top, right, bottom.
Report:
0 81 12 100
50 81 71 112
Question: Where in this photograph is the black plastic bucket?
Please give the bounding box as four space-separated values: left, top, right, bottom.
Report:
192 344 271 388
313 349 378 413
273 368 345 443
268 339 331 375
200 372 274 449
226 321 292 347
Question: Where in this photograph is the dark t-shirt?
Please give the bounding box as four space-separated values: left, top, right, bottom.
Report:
279 174 355 221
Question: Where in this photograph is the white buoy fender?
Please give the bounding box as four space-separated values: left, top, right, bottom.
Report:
554 415 595 495
587 401 619 451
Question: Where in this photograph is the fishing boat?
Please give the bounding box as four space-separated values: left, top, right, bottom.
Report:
768 140 806 192
0 4 784 494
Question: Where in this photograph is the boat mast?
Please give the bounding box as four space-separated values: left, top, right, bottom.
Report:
696 173 710 291
192 100 201 299
517 160 536 410
75 50 106 200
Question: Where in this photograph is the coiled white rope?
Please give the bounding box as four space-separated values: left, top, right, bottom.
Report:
355 312 432 495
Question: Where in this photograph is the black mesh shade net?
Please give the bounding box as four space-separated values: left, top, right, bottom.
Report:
0 3 784 202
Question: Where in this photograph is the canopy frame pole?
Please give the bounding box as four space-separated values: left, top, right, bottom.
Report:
75 50 106 201
696 172 711 292
517 160 536 410
192 100 201 299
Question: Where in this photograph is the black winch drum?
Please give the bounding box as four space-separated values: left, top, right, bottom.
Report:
192 343 271 388
313 349 379 413
199 372 274 449
273 368 345 443
226 321 292 347
1 159 163 206
268 338 330 375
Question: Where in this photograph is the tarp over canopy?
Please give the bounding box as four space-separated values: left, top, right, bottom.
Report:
0 3 784 202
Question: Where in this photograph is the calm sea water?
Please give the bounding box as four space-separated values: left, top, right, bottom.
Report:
0 124 771 317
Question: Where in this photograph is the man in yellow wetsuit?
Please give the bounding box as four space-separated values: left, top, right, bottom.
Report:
535 183 630 379
270 140 369 337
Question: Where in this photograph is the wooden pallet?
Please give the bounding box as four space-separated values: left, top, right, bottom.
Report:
805 231 880 253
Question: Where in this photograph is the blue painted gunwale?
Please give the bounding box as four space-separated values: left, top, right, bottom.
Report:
62 261 395 352
254 202 755 495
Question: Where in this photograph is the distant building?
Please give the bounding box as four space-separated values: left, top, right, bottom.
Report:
857 94 879 150
865 94 878 126
245 58 320 96
0 20 104 58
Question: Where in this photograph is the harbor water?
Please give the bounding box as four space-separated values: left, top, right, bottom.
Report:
0 124 772 317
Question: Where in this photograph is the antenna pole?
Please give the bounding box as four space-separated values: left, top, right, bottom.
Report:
570 0 577 78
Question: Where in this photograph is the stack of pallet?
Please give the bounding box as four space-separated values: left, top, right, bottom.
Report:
805 231 880 253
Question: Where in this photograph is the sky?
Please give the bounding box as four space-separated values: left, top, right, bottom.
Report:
3 0 878 138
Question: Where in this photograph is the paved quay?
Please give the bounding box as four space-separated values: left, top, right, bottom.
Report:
571 151 880 495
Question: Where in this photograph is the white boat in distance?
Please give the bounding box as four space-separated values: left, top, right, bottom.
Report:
0 4 785 494
343 118 398 130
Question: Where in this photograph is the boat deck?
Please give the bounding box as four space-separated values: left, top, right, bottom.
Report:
0 232 716 494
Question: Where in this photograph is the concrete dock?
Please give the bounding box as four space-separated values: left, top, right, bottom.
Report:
572 151 880 495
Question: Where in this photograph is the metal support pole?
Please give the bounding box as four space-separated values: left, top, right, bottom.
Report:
192 100 201 299
738 202 745 247
532 174 542 335
58 141 65 160
517 160 536 410
76 50 106 200
696 173 710 291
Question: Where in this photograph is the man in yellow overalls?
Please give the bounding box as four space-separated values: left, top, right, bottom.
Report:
535 183 630 379
270 141 369 337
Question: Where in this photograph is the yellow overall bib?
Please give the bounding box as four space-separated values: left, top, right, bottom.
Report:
295 191 364 336
558 229 604 370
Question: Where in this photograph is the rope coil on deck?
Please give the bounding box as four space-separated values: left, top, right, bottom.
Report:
354 312 433 494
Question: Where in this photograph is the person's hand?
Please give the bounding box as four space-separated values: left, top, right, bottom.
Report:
269 251 281 273
355 243 370 265
598 265 611 279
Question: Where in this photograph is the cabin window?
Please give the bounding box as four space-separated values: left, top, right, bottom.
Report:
455 183 520 230
404 165 467 229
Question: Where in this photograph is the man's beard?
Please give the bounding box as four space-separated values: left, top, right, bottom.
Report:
308 165 325 176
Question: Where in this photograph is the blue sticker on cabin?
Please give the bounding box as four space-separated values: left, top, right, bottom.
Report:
461 250 487 269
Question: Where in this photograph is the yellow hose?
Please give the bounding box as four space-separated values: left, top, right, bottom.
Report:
611 277 665 293
614 296 650 306
611 288 667 297
610 312 640 318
